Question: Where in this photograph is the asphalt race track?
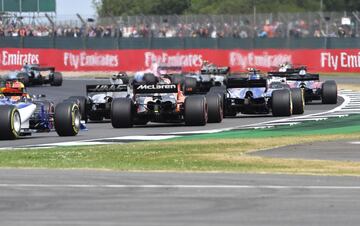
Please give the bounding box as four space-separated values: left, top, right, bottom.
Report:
0 76 359 225
0 77 347 148
253 140 360 161
1 169 360 226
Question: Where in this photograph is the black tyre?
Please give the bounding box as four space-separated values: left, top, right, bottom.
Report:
206 94 223 123
272 89 292 117
183 77 197 95
208 85 226 107
170 74 184 85
0 106 21 140
111 98 134 128
120 76 130 84
184 95 207 126
54 102 81 136
322 80 337 104
51 72 63 86
67 96 88 122
143 73 158 85
17 72 30 86
290 88 305 115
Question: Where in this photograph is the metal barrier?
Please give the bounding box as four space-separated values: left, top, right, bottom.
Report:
1 37 360 49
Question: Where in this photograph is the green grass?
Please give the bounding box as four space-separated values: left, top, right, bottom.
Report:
0 133 360 175
0 115 359 175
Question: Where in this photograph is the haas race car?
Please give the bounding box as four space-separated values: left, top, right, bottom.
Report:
64 72 131 122
208 69 305 117
2 64 63 87
268 64 337 104
110 73 223 128
0 81 83 140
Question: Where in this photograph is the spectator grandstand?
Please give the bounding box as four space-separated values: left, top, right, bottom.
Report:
0 12 359 38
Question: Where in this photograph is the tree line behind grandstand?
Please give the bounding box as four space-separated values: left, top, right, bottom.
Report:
1 0 360 38
94 0 360 16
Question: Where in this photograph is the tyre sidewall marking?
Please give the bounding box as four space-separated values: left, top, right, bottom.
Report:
71 104 80 133
10 108 20 138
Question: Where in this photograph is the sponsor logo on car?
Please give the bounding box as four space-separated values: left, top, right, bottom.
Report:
136 84 177 90
87 84 127 92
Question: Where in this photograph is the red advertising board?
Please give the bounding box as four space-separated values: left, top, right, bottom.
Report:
1 48 360 72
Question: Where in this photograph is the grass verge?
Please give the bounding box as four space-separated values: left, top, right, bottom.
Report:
0 113 359 175
0 133 360 175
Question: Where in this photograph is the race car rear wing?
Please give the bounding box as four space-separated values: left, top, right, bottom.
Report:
134 84 178 94
30 66 56 72
268 72 319 81
201 67 230 75
226 78 267 89
86 84 128 93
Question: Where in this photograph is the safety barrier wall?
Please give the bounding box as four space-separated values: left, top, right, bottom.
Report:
1 37 360 49
1 48 359 72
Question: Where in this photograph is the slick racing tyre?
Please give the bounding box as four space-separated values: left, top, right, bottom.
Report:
66 96 88 123
50 72 63 86
111 98 134 128
183 77 197 95
170 74 184 85
184 95 207 126
322 80 337 104
54 102 81 136
272 89 293 117
206 93 223 123
208 86 226 107
290 88 305 115
0 106 21 140
143 73 158 85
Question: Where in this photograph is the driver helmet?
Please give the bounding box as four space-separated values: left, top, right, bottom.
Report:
11 81 25 90
202 60 209 67
248 71 261 80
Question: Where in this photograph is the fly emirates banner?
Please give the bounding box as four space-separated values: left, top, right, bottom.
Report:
0 48 359 72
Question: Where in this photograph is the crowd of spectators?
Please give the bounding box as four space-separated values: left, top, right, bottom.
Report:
0 14 356 38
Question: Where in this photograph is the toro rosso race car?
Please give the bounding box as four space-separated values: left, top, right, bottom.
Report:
2 64 63 87
110 73 223 128
0 81 82 140
65 72 131 122
268 64 337 104
209 68 304 117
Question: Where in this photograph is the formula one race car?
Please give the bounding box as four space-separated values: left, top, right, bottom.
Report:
110 73 223 128
2 64 63 87
268 65 337 104
65 73 131 122
0 81 82 140
209 69 304 117
181 64 230 95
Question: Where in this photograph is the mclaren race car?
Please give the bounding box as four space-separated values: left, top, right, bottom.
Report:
110 73 223 128
2 64 63 87
268 64 337 104
209 68 304 117
0 81 82 140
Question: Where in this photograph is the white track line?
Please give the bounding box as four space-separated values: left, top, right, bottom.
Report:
0 184 360 189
